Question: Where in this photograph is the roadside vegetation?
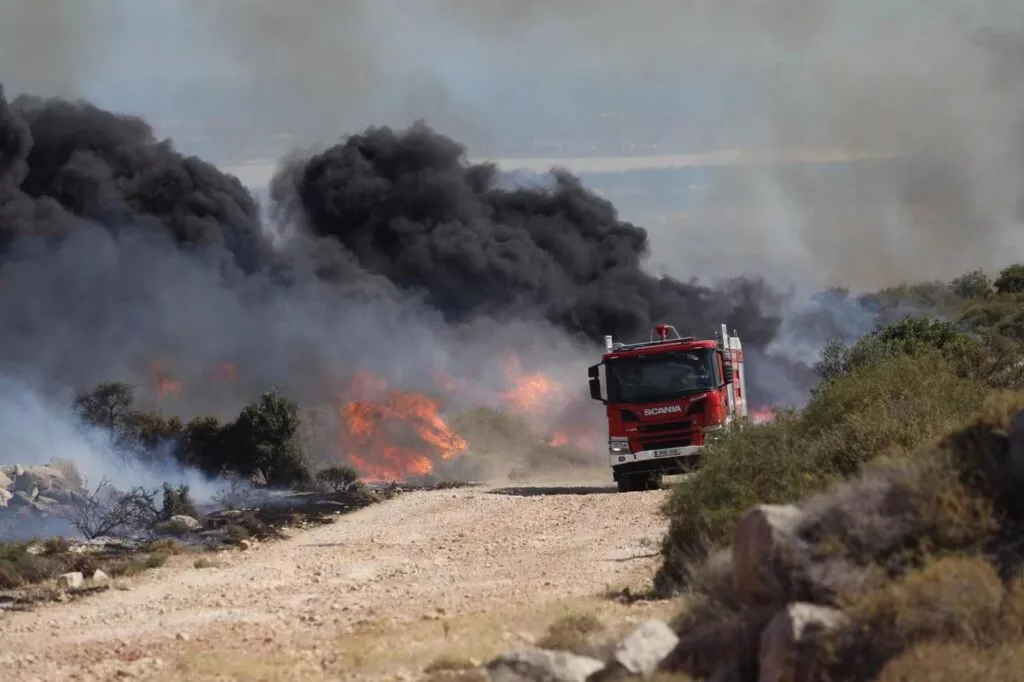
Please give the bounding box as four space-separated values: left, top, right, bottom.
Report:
647 263 1024 679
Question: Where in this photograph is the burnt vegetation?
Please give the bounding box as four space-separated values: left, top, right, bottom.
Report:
650 263 1024 680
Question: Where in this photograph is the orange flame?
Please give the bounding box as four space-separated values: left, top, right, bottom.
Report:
335 371 467 482
214 362 238 382
548 432 570 447
149 362 183 399
501 356 566 415
749 407 776 424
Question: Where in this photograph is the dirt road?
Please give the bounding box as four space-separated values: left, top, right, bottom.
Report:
0 480 674 682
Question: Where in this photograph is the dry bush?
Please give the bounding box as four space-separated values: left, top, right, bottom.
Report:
42 536 71 555
424 656 477 674
49 458 84 491
0 560 22 589
876 642 1024 682
103 551 169 578
212 474 256 510
669 549 745 637
12 554 64 583
535 613 606 651
193 557 222 569
57 478 161 539
816 556 1013 681
225 524 251 544
146 538 188 555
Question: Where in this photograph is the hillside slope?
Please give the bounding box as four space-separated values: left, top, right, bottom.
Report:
0 482 671 682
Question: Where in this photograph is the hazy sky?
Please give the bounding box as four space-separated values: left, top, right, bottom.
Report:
3 0 1024 289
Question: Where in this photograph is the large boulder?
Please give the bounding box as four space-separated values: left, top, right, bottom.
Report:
758 603 846 682
9 490 37 508
0 487 11 508
732 505 806 607
486 647 605 682
660 608 774 680
12 465 67 495
0 468 12 489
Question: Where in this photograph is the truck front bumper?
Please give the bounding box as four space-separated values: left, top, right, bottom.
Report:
609 445 701 469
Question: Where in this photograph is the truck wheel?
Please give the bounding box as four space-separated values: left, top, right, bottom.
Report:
617 473 660 492
616 474 639 493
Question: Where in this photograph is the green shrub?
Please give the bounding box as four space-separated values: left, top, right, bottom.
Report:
818 317 984 383
654 351 988 594
315 465 361 492
160 483 198 520
949 269 992 300
72 381 314 487
994 263 1024 295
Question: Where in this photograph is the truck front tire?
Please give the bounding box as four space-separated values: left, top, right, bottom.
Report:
615 471 663 492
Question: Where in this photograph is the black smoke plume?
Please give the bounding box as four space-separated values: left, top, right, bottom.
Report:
0 86 270 274
271 122 783 347
0 81 860 495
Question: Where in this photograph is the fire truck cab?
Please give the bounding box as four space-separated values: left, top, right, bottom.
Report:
587 323 748 492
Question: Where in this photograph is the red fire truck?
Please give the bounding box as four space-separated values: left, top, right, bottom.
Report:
587 323 748 492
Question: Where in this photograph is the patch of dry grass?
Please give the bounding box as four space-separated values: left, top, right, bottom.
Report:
423 655 478 673
535 613 606 651
192 557 222 569
876 641 1024 681
816 556 1023 681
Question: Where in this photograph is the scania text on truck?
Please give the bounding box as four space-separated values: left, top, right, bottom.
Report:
587 323 748 492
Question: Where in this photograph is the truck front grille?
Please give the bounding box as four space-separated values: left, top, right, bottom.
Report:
632 419 696 452
636 420 691 434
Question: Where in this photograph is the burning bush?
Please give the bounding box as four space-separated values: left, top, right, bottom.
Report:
447 405 597 481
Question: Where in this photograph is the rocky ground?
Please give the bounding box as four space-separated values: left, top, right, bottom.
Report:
0 464 82 537
0 475 672 682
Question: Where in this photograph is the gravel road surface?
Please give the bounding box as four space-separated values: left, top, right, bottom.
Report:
0 480 672 682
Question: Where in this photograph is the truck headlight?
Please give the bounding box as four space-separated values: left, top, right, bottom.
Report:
609 437 629 454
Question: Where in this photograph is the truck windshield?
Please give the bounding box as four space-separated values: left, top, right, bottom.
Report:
606 349 717 404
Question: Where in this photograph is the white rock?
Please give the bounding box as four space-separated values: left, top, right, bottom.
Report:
92 569 110 585
56 572 85 591
486 647 605 682
611 620 679 677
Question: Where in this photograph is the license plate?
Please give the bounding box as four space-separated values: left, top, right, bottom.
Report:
652 447 683 458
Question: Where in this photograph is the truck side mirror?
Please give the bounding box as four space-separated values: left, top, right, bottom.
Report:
588 364 605 403
722 357 734 385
